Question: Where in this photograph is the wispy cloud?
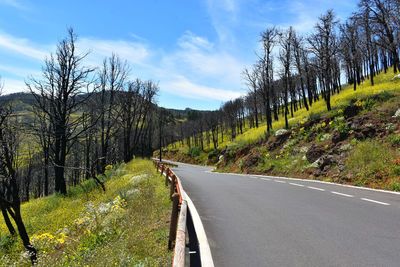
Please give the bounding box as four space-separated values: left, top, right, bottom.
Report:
0 0 27 10
161 31 244 89
0 64 40 78
78 38 149 67
163 75 243 101
0 31 48 60
205 0 239 44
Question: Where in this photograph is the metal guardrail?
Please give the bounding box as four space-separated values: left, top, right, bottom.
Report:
154 161 189 267
154 160 214 267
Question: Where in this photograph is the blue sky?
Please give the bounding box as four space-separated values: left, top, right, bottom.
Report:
0 0 358 110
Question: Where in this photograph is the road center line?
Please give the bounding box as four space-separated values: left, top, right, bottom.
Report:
331 191 354 197
289 182 305 187
308 186 325 191
361 198 390 206
260 178 271 181
275 180 286 183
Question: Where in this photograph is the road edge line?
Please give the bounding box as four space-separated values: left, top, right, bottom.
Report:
182 190 215 267
158 159 400 196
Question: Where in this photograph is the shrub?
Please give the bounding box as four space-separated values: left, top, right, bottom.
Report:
392 182 400 191
319 133 332 142
340 143 352 151
238 159 244 170
386 123 397 133
275 129 288 136
337 123 349 135
188 146 201 157
364 98 376 111
390 135 400 146
375 90 393 102
392 165 400 175
346 140 395 182
350 138 358 146
308 112 320 121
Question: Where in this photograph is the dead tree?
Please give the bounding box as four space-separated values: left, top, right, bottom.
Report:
0 88 37 263
27 28 95 195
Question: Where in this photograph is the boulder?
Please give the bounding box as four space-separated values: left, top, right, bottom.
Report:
268 130 291 151
306 144 324 163
243 153 260 171
332 129 348 144
343 104 361 119
318 154 335 170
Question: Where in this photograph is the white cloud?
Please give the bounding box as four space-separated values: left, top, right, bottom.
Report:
0 64 40 78
0 78 27 94
161 31 244 89
0 31 48 60
178 31 214 51
0 30 246 103
78 38 149 67
163 75 243 101
205 0 239 43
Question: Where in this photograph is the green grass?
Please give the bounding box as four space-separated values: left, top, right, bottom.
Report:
0 159 172 266
345 140 400 188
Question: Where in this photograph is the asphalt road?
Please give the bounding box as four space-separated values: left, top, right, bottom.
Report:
170 162 400 267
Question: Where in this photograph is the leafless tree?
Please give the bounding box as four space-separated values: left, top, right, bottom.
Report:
243 66 259 128
0 79 37 263
26 28 96 195
96 54 129 173
259 27 279 131
308 9 339 111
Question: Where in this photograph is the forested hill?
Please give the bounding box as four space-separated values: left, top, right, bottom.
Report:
0 92 210 117
0 92 36 112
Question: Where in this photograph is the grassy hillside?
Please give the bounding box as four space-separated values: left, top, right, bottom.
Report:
160 70 400 191
0 159 172 266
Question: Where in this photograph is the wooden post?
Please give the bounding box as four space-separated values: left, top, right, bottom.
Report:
169 193 180 250
165 168 169 187
170 176 176 200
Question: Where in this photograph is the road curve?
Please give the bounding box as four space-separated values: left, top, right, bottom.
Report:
170 162 400 267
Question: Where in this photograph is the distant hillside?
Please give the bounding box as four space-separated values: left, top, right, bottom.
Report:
0 92 210 119
0 92 36 112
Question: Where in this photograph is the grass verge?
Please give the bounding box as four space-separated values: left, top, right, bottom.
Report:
0 159 172 266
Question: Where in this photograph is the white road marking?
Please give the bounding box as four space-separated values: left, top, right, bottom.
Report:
250 174 400 196
261 178 271 181
289 182 305 187
331 191 354 198
275 180 286 183
361 198 390 206
308 186 325 191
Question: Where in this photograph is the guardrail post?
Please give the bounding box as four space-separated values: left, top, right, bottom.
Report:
169 192 180 250
165 168 170 187
160 164 164 176
170 175 176 200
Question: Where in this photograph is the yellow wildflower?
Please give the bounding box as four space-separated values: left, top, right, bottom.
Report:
105 164 112 171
